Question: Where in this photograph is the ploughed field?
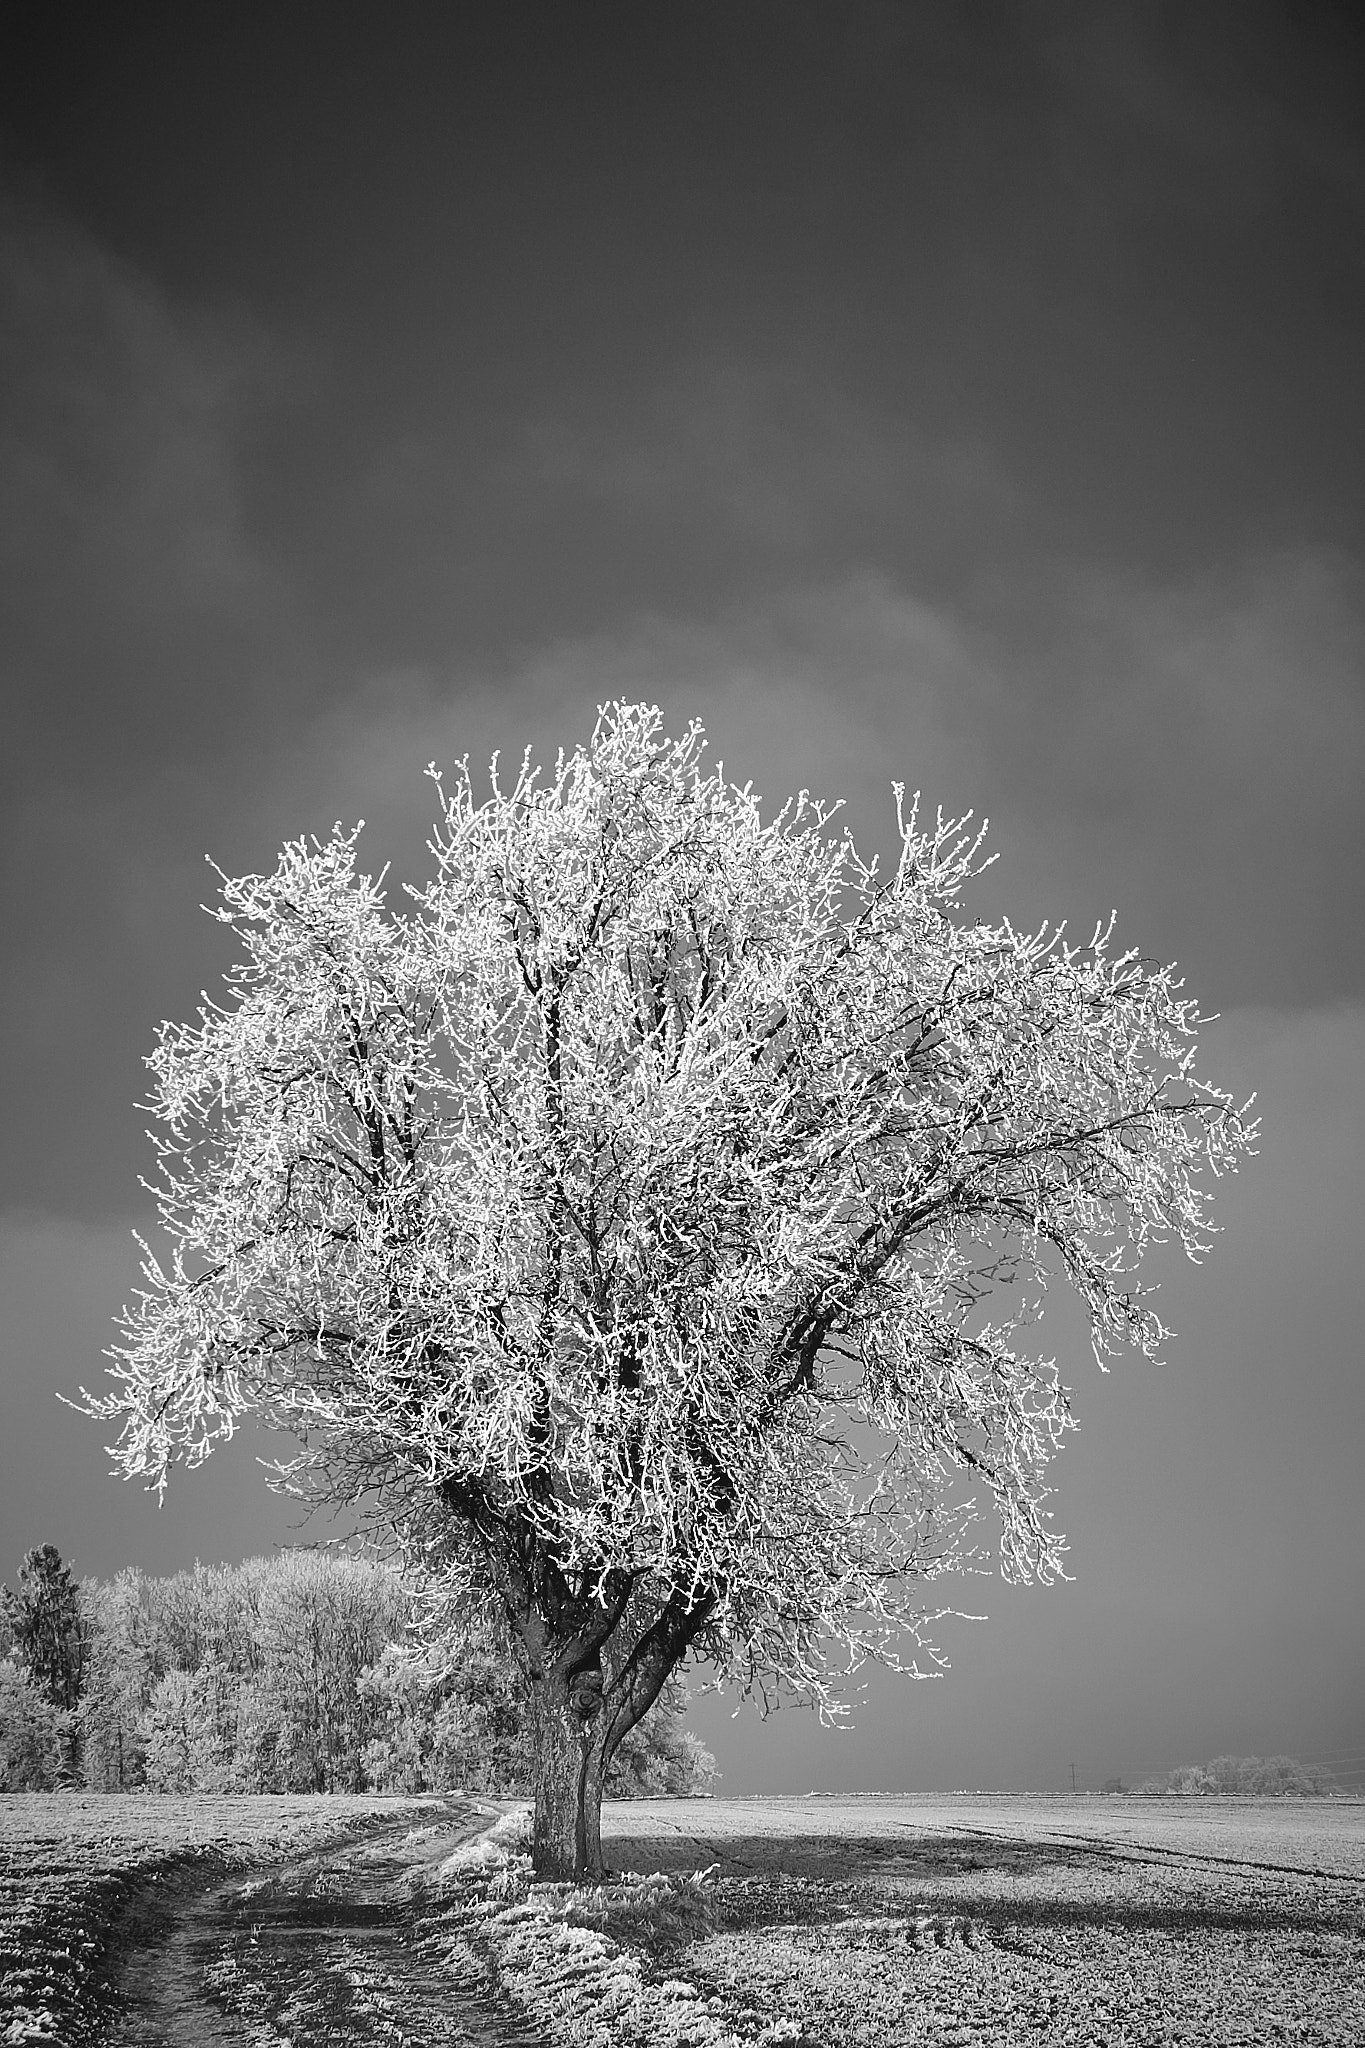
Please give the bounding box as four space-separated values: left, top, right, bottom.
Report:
1 1793 1362 2047
603 1795 1365 2046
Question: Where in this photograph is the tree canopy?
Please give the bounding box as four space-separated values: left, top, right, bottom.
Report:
83 703 1255 1875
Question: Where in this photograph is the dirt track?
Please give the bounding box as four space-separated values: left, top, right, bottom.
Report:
102 1808 545 2047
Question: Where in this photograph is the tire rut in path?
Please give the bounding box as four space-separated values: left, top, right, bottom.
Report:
106 1814 545 2048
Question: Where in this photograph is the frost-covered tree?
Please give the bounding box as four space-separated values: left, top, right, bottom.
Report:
78 1569 157 1790
1138 1755 1338 1797
142 1664 237 1792
253 1549 405 1791
358 1633 529 1796
607 1671 717 1797
0 1657 68 1791
157 1560 263 1680
82 704 1254 1878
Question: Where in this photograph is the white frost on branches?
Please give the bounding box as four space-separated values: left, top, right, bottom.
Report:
81 704 1255 1716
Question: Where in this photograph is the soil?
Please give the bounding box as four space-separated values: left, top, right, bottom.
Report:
598 1796 1365 2047
99 1811 545 2048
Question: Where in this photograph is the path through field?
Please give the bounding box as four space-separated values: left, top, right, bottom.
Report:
105 1813 543 2048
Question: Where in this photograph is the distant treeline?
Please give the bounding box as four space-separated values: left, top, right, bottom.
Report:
1109 1756 1339 1796
0 1543 716 1799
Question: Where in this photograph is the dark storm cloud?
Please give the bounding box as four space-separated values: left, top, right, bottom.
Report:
0 204 330 1216
280 550 1365 1012
2 169 1362 1204
0 206 289 773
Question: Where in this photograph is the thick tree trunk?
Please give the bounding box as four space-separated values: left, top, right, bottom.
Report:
528 1666 609 1881
455 1484 721 1883
521 1579 721 1882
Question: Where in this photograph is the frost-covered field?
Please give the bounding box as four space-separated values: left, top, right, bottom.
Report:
592 1795 1365 2046
3 1792 1363 2047
0 1791 450 2044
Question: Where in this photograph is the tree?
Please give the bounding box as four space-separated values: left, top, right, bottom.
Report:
0 1658 68 1791
156 1560 263 1682
358 1632 530 1796
3 1545 88 1777
252 1549 405 1791
3 1545 87 1715
1137 1755 1338 1797
82 703 1254 1879
142 1663 238 1791
77 1569 157 1790
607 1671 717 1797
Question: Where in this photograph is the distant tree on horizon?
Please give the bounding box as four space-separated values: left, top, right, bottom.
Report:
1136 1754 1339 1796
80 703 1255 1879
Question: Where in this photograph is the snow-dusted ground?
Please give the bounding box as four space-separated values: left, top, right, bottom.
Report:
0 1792 452 2044
604 1789 1365 1879
4 1793 1363 2046
593 1794 1365 2046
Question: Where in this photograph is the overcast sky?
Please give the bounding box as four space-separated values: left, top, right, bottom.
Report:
2 2 1362 1797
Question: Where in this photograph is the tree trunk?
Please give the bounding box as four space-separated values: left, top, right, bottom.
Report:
528 1667 609 1881
526 1598 714 1882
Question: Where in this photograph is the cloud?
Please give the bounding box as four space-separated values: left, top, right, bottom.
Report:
1015 3 1365 272
0 200 317 887
956 550 1365 996
0 203 293 769
0 204 325 1215
3 198 1359 1233
273 546 1365 1012
509 354 1020 557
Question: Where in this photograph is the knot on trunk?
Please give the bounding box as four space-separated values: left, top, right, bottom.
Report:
568 1669 605 1721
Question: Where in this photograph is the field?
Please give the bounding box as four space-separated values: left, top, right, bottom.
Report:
597 1796 1365 2046
2 1792 1363 2046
